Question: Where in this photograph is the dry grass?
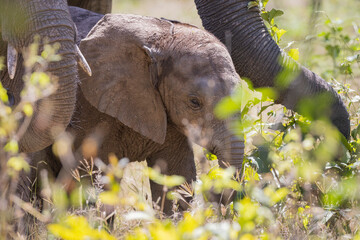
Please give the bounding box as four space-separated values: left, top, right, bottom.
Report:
3 1 360 239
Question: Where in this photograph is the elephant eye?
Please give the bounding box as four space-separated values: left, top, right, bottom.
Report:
188 96 202 110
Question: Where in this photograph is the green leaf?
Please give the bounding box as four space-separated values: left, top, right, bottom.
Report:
261 0 269 8
177 212 203 234
261 12 270 24
214 80 261 119
257 87 277 101
99 191 122 205
204 149 217 161
351 124 360 140
244 164 260 181
0 83 8 103
146 167 185 188
214 96 240 119
30 72 50 87
272 26 286 41
52 186 69 210
271 187 289 203
325 45 340 59
48 216 116 240
7 156 30 172
247 1 259 9
207 167 223 180
23 103 33 117
261 9 284 25
4 140 19 154
288 48 299 61
149 221 179 240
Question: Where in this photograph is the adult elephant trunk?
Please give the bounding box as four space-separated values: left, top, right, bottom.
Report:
195 0 350 139
1 0 78 152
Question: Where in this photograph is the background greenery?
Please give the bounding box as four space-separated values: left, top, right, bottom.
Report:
1 0 360 239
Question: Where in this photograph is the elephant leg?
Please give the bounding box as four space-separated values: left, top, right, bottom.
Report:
14 146 61 235
146 128 196 215
14 171 34 235
24 147 62 201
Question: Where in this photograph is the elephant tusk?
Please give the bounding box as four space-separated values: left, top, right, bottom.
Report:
75 45 92 76
7 44 18 80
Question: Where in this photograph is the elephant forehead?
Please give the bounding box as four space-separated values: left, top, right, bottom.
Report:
166 70 233 99
174 54 213 76
169 51 238 89
173 51 231 75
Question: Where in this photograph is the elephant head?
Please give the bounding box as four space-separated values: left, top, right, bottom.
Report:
194 0 350 139
0 0 94 152
78 14 244 179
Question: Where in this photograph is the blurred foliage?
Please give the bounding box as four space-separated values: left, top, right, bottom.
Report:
48 216 116 240
1 0 360 239
0 36 59 238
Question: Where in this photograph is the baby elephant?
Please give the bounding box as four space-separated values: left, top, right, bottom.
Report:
27 10 245 214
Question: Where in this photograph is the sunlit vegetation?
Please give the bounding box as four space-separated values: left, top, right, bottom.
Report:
1 0 360 239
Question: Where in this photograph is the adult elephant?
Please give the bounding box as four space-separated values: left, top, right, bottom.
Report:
194 0 350 139
0 0 107 153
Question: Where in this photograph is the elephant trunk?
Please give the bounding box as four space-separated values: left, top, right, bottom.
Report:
195 0 350 139
211 121 245 173
210 128 245 204
214 135 244 171
3 0 78 152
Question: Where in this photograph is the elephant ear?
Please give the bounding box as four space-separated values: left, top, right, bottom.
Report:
78 15 167 144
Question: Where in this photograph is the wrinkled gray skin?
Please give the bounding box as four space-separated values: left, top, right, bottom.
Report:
0 1 110 154
0 0 80 153
0 0 108 234
194 0 350 139
26 7 244 214
1 0 77 231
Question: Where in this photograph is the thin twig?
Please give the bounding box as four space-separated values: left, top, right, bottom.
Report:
10 194 51 223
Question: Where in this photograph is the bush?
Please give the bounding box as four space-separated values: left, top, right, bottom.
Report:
2 1 360 239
